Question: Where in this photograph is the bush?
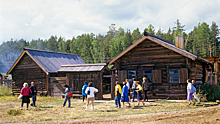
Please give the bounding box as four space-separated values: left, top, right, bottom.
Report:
7 109 22 116
197 83 220 102
0 85 12 96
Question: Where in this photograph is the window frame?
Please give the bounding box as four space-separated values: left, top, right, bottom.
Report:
169 69 179 83
143 70 152 82
127 70 136 82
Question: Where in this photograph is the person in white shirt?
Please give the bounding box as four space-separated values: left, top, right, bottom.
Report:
85 82 98 111
125 79 130 101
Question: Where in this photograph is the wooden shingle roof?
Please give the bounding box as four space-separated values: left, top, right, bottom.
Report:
7 48 85 74
58 63 106 72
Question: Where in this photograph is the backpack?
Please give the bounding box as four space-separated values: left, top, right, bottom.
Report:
67 88 73 97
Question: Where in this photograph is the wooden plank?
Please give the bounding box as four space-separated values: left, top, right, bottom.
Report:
118 70 127 84
178 68 188 83
152 70 162 83
103 75 113 78
146 36 196 60
109 36 148 64
7 50 27 75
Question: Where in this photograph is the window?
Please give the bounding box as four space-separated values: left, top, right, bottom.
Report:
144 70 152 82
128 71 136 82
169 70 178 83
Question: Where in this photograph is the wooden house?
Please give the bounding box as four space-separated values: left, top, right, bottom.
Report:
0 73 8 85
0 73 2 85
58 63 111 99
7 48 85 96
201 57 220 84
108 32 213 99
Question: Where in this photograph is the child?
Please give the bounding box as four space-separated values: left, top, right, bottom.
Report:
135 81 145 106
115 81 122 108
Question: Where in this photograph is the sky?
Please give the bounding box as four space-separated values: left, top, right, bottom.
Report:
0 0 220 44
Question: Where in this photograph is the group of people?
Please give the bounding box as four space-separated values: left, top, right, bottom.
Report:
114 77 150 108
19 77 200 111
19 82 37 110
187 79 200 105
63 81 98 111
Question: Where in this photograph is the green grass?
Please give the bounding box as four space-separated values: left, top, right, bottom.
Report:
0 85 12 96
0 96 217 123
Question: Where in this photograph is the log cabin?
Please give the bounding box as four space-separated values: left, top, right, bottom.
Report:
7 48 85 96
201 57 220 84
58 63 111 99
108 32 213 99
0 73 2 85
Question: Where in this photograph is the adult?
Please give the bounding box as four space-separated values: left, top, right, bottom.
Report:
192 80 200 103
20 82 32 110
115 81 122 108
131 78 137 102
30 82 37 107
125 79 130 101
62 84 73 108
135 81 145 106
82 81 88 103
142 77 149 101
121 82 131 107
85 82 98 111
187 79 196 105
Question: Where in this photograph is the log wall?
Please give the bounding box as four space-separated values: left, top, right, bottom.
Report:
50 77 66 98
114 39 206 99
11 53 47 94
66 72 103 99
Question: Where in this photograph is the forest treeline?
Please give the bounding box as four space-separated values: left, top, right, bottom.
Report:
0 19 219 73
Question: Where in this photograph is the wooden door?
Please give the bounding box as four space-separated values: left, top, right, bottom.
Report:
118 70 127 84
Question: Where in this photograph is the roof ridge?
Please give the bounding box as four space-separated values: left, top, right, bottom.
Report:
61 63 106 67
144 31 175 45
24 48 77 55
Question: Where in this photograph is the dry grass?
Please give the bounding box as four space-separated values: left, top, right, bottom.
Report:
0 96 217 123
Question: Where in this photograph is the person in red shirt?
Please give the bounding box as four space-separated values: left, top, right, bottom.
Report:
20 82 32 110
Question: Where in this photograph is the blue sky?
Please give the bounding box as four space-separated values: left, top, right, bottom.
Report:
0 0 220 44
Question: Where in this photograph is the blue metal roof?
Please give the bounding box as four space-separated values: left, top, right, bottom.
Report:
25 48 85 73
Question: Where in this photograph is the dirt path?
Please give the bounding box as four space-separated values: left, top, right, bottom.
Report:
69 105 220 124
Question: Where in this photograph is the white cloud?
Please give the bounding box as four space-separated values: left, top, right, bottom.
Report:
0 0 220 44
30 13 44 26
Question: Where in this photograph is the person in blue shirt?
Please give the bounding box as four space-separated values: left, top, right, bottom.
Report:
30 82 37 107
121 82 130 107
192 80 200 103
82 81 88 102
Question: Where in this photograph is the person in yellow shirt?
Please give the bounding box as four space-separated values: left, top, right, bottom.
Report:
136 81 145 106
115 81 122 108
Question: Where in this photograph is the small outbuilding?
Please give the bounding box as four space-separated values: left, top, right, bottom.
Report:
58 63 112 99
7 48 85 95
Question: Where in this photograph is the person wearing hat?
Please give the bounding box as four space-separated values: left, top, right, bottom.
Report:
62 84 73 108
82 81 88 102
